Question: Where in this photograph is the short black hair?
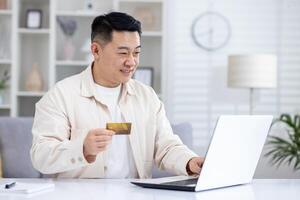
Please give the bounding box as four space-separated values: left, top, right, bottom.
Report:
91 12 141 45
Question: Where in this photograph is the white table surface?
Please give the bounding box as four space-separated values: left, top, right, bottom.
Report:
0 179 299 200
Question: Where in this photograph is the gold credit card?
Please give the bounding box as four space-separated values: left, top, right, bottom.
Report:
106 123 132 135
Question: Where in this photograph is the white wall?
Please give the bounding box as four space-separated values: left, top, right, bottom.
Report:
165 0 300 178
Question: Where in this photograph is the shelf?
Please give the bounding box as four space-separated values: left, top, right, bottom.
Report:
3 0 164 117
0 104 10 109
56 10 102 17
0 10 12 15
18 28 50 34
56 60 90 67
17 91 46 97
143 31 162 37
0 59 11 65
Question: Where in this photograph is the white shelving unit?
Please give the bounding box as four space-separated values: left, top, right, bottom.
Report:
18 28 50 34
17 91 46 97
0 10 12 15
142 31 163 37
0 0 13 116
56 10 100 18
13 0 50 116
0 104 10 109
55 60 90 67
0 0 165 117
0 59 11 65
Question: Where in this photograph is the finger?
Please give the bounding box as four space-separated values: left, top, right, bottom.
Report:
96 129 115 136
96 141 111 148
106 130 115 136
196 159 204 168
97 146 107 152
192 165 201 174
195 157 204 164
95 135 113 142
94 129 115 136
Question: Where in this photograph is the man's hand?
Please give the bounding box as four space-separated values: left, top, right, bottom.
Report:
186 157 205 175
83 128 115 163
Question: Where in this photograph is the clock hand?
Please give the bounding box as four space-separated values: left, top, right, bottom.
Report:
196 28 213 36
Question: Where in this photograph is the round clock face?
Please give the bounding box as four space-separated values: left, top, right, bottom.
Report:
191 12 231 51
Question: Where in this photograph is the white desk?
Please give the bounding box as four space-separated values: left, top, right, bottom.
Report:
0 179 299 200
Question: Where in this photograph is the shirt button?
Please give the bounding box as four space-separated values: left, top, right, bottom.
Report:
78 157 83 162
104 166 107 171
71 158 76 164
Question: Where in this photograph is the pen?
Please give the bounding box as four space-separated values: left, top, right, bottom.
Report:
5 182 16 189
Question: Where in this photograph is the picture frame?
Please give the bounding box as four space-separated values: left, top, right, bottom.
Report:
133 67 154 87
0 0 7 10
133 6 157 31
26 9 42 29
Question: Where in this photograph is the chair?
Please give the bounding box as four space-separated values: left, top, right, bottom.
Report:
0 117 42 178
0 117 193 178
152 122 194 178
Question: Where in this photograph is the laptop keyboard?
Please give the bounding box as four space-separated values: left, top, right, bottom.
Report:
161 178 198 186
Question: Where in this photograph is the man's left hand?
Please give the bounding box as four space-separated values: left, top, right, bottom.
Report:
186 157 205 175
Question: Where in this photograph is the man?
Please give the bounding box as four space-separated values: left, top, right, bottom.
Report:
30 12 204 178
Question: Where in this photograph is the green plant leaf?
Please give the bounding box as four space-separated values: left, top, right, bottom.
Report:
293 156 300 171
265 114 300 171
286 155 295 166
279 114 295 129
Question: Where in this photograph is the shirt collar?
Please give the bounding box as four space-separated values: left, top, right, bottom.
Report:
80 63 136 100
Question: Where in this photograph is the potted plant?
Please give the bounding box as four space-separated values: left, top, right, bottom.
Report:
0 69 10 104
265 114 300 171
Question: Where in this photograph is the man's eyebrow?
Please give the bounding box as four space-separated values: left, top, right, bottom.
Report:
117 45 141 50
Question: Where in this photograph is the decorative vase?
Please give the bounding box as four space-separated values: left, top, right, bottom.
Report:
63 36 75 60
25 63 43 91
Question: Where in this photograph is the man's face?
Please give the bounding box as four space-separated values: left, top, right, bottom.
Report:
92 31 141 87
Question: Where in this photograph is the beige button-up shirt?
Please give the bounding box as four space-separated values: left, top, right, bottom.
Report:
30 65 197 178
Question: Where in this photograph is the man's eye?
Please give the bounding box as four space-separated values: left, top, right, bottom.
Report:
118 52 127 55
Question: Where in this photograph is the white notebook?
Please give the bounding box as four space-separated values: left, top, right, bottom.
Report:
0 182 55 194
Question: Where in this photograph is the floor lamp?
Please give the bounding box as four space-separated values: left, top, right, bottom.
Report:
227 55 277 115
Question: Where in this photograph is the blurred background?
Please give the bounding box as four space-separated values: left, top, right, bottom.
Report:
0 0 299 178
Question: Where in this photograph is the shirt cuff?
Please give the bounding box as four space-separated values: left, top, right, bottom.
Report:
64 129 90 167
176 151 198 176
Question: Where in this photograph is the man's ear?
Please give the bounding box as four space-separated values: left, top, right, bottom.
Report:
91 42 101 59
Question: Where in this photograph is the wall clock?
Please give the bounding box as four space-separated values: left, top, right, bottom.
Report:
191 11 231 51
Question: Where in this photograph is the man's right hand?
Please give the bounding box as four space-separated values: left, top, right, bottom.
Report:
83 128 115 163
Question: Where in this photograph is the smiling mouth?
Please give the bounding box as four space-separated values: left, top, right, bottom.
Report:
120 69 134 75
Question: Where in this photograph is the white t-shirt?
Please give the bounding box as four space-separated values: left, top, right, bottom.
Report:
95 84 138 178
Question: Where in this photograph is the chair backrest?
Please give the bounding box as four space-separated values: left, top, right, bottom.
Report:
152 122 194 178
171 122 193 149
0 117 193 178
0 117 42 178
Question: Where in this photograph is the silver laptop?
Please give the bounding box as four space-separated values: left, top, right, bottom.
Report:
131 115 273 192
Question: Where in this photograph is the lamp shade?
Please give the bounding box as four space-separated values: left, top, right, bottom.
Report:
228 54 277 88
